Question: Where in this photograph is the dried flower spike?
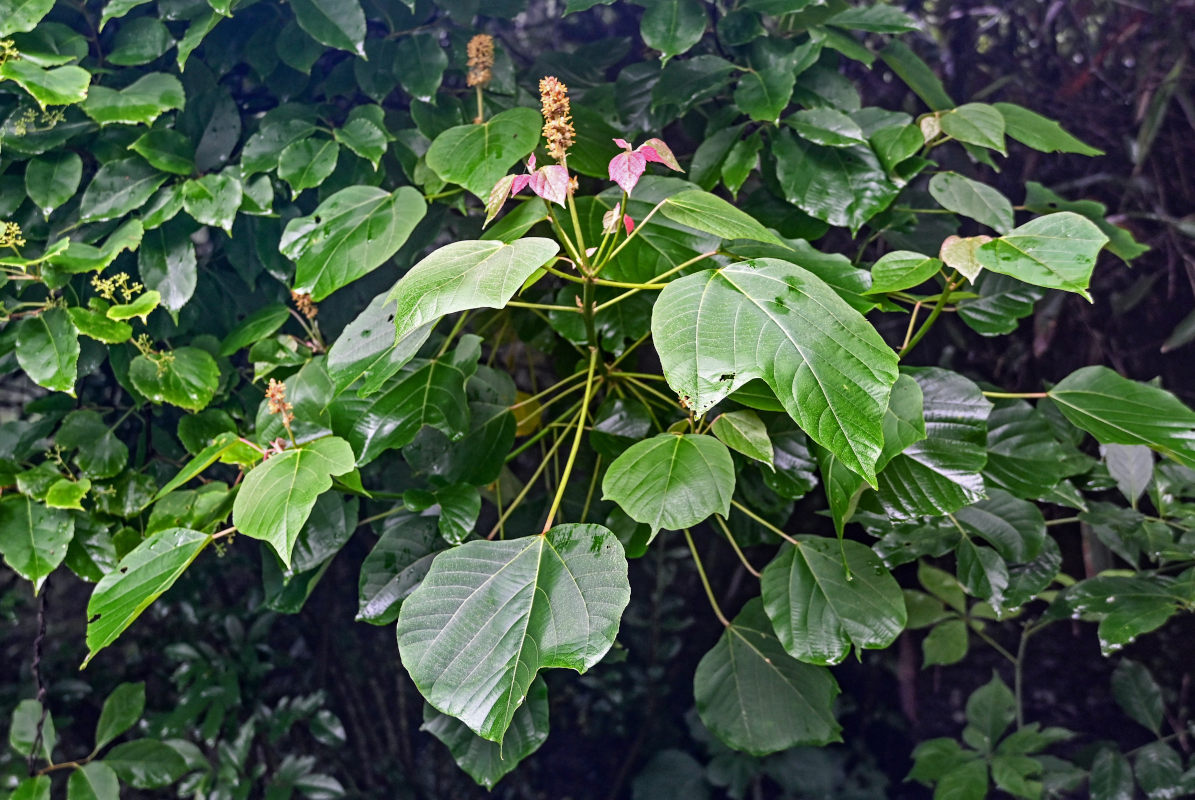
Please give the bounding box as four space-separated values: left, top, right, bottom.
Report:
539 76 575 162
467 34 494 88
291 290 318 321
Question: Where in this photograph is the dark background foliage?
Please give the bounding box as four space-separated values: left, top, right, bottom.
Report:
2 1 1194 798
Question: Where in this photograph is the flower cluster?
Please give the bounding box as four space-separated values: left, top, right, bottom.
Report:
265 378 294 425
91 271 143 303
0 221 25 249
539 76 574 162
466 34 494 88
291 290 318 320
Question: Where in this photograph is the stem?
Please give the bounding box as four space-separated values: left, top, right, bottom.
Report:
28 584 48 776
981 391 1048 399
509 369 588 410
684 529 730 627
1045 516 1081 527
593 251 719 313
580 455 602 524
506 300 581 313
542 348 599 533
714 515 761 578
595 198 668 276
1014 624 1038 729
547 206 585 267
972 625 1018 665
898 301 923 353
566 187 589 272
730 499 799 546
488 411 578 539
506 397 585 461
897 272 958 359
474 85 484 123
422 187 464 202
435 311 471 358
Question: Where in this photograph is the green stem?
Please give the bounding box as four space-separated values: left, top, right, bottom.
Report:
541 348 599 533
506 300 581 313
509 369 588 410
566 188 589 272
580 455 602 524
488 411 578 539
714 515 760 577
435 311 471 358
505 397 584 462
1045 516 1081 527
981 391 1048 399
684 529 730 627
547 205 585 267
593 251 718 313
730 499 799 546
897 272 958 359
423 187 464 201
595 198 668 276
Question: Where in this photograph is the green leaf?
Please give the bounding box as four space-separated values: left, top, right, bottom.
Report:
396 524 630 742
1105 444 1153 505
67 762 119 800
867 251 942 294
106 289 159 322
993 102 1102 156
106 17 173 66
95 682 146 750
182 171 241 234
139 222 197 313
827 3 916 32
0 495 74 592
1023 181 1148 264
334 118 387 169
694 598 841 756
327 291 433 396
17 308 79 395
789 107 867 147
762 537 906 665
956 272 1044 337
9 699 56 762
425 108 543 199
79 157 168 223
603 433 735 534
1090 748 1133 800
128 129 194 175
388 238 560 342
282 185 427 301
219 304 290 356
67 307 132 344
289 0 365 56
25 152 82 218
954 489 1046 564
394 32 447 102
232 437 355 567
870 123 925 174
152 432 241 501
773 129 898 233
923 618 969 666
46 477 89 510
721 131 762 197
984 400 1084 498
81 73 184 126
711 409 774 469
929 172 1014 234
877 39 953 111
875 368 991 520
278 138 340 196
909 737 977 785
0 60 90 107
975 212 1108 299
652 258 899 485
940 103 1006 154
1111 659 1164 734
639 0 706 62
433 484 480 545
0 0 54 36
103 739 186 788
330 359 470 466
658 189 783 245
356 512 442 625
1133 742 1185 800
1049 366 1195 469
421 676 549 790
129 347 218 411
84 528 211 665
964 672 1016 755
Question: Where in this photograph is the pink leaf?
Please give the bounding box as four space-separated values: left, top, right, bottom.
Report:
484 174 517 227
637 138 683 172
529 164 569 207
623 214 634 234
613 137 632 150
511 174 531 195
527 153 536 171
608 150 647 194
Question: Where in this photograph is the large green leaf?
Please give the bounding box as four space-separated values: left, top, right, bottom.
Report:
81 73 184 126
396 524 630 742
181 172 241 235
425 108 542 199
103 739 186 788
289 0 365 56
974 212 1109 299
67 762 119 800
128 347 218 412
1110 659 1164 735
139 221 197 313
928 172 1014 235
993 102 1102 156
983 400 1084 499
875 368 991 519
282 185 427 301
651 258 898 484
1049 366 1195 469
694 598 841 756
330 359 470 465
0 495 75 593
394 33 447 102
83 527 212 665
0 0 54 36
639 0 706 61
232 437 355 567
25 152 82 218
711 409 774 469
16 308 79 395
773 128 898 233
421 676 549 790
940 102 1006 153
1022 181 1147 264
357 512 443 625
388 238 560 342
94 682 146 750
0 60 89 107
327 290 433 396
658 189 784 245
954 489 1046 564
79 157 168 223
278 138 339 196
761 537 906 665
602 433 735 534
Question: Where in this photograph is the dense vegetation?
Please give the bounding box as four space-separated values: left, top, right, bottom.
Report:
2 0 1194 797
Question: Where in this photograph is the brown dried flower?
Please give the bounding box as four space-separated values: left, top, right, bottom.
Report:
265 378 294 425
467 34 494 88
291 290 318 321
539 75 575 163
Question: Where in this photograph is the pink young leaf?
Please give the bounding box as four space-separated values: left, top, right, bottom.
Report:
623 214 634 234
527 153 536 171
637 138 683 172
484 174 517 227
510 174 531 195
608 150 647 194
613 137 632 150
529 164 569 207
602 204 621 235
